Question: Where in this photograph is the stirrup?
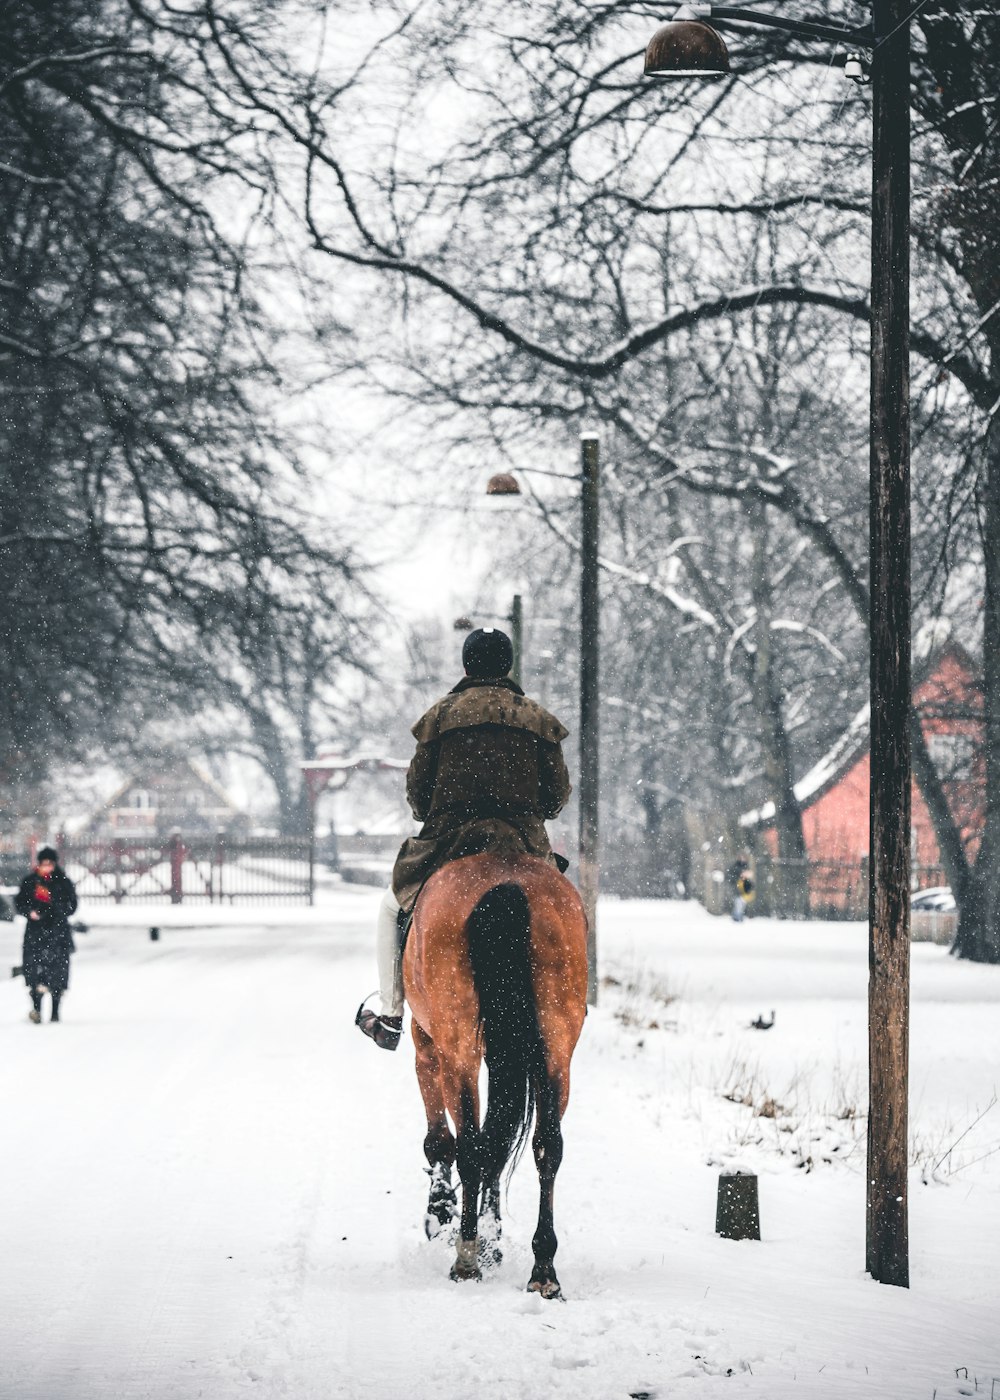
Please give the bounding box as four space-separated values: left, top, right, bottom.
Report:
355 999 403 1051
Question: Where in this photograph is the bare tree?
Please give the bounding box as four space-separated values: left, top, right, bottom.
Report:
40 0 996 947
235 0 994 954
0 0 372 825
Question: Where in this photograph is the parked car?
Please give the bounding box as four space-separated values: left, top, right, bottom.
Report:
911 886 956 913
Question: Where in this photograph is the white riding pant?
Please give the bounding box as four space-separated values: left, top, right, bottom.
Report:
376 885 405 1018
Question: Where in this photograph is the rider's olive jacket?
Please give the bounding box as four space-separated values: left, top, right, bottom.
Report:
391 676 571 911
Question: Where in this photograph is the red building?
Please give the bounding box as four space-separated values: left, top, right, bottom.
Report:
742 641 983 911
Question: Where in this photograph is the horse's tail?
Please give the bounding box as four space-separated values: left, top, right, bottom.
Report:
466 882 545 1189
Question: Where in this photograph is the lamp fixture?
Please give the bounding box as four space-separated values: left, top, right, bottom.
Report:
844 50 871 83
644 4 874 81
485 472 522 496
644 6 730 78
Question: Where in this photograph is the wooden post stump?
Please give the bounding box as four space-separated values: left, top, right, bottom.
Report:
716 1171 760 1240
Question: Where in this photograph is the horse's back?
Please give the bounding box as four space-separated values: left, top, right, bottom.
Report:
417 852 583 927
403 854 588 1053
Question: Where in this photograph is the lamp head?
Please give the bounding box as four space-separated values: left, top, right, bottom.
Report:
485 472 521 496
644 5 730 78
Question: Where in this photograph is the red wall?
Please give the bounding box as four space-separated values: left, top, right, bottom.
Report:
800 752 954 869
798 648 983 877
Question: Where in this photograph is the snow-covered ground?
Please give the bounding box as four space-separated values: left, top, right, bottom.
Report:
1 894 997 1400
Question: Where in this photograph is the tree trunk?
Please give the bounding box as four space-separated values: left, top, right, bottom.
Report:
748 497 808 916
639 751 665 895
953 401 1000 961
247 709 309 837
915 19 1000 957
911 716 970 905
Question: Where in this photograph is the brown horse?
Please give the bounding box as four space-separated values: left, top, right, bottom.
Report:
402 850 588 1298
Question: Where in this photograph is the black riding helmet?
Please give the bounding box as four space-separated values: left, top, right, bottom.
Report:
462 627 514 679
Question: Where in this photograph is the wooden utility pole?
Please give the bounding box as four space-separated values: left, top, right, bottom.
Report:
578 433 600 1005
867 0 911 1289
641 0 913 1292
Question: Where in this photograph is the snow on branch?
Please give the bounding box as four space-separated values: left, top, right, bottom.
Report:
525 480 720 631
770 619 847 662
612 408 872 629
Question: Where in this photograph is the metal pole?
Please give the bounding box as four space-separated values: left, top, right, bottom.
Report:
510 593 524 687
578 432 600 1005
307 780 317 908
867 0 910 1289
168 833 183 905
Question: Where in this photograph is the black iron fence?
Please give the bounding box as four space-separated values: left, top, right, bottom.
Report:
54 834 311 904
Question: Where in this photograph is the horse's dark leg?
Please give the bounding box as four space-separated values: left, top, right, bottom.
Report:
424 1122 457 1238
479 1177 503 1267
412 1022 458 1238
527 1075 564 1299
450 1085 482 1282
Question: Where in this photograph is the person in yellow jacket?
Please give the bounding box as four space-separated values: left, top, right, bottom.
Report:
729 855 756 923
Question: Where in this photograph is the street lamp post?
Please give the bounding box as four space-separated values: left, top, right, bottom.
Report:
579 433 601 1006
485 473 527 686
510 592 524 688
486 449 602 1005
866 0 911 1291
644 1 911 1287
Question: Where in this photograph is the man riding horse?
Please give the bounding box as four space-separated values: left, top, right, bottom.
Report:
356 625 572 1050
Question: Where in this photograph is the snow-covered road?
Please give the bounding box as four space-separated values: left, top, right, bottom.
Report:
1 894 997 1400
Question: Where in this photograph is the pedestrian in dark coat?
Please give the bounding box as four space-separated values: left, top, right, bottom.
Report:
15 846 78 1023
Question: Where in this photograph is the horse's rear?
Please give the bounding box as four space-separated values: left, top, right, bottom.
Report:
403 852 588 1297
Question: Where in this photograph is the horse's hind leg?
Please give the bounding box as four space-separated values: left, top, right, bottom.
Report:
479 1177 502 1267
425 1134 458 1240
527 1073 564 1299
412 1022 457 1238
450 1082 483 1282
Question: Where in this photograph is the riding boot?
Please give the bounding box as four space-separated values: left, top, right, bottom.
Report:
355 1007 403 1050
50 991 62 1023
29 988 43 1024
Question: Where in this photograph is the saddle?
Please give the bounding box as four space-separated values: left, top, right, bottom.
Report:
399 821 569 948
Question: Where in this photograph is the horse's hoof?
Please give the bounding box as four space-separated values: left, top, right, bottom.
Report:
424 1168 458 1240
526 1277 563 1300
425 1213 459 1242
425 1200 458 1239
450 1238 481 1281
477 1212 502 1269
